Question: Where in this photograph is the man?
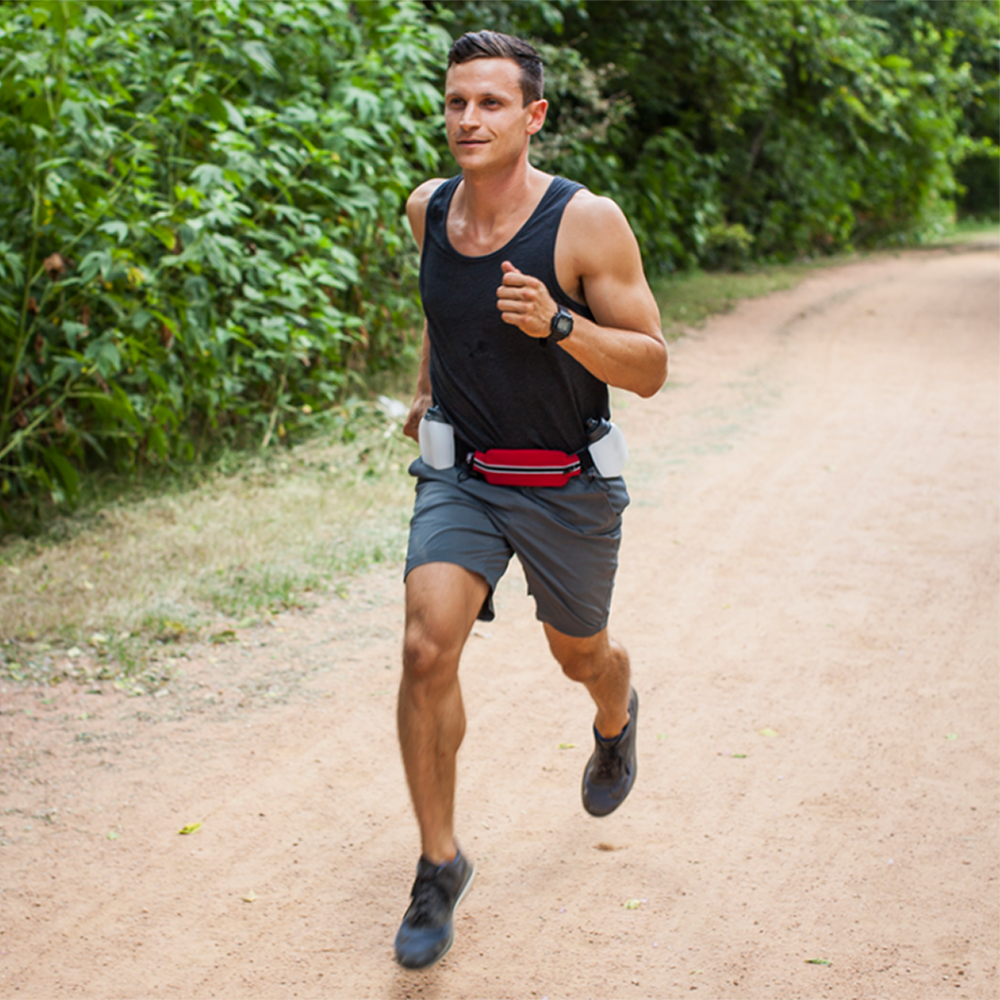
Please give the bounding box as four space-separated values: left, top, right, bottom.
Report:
394 30 666 970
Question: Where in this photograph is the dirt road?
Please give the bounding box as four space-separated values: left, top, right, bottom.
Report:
2 243 997 999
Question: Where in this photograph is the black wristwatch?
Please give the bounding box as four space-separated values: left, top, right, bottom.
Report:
549 305 574 342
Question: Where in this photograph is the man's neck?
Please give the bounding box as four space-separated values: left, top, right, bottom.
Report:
457 160 548 224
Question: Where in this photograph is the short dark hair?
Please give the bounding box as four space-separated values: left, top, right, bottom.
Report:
447 31 544 106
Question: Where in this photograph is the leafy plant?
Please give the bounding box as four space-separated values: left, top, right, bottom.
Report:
442 0 996 267
1 0 993 516
0 0 446 512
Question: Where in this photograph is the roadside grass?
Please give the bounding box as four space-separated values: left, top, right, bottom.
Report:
938 216 999 242
654 218 998 337
0 398 419 687
2 220 994 687
655 263 823 338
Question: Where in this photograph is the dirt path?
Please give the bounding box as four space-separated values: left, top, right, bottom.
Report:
2 243 997 1000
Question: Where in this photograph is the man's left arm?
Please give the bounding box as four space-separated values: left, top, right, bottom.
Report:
496 194 667 398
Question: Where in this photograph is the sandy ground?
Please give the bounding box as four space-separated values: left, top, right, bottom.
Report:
1 242 997 1000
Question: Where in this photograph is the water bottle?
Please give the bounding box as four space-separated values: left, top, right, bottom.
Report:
418 405 455 470
586 417 628 478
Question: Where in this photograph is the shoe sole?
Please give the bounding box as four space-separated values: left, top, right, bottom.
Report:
397 862 476 971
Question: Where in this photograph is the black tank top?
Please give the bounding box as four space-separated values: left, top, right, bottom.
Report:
419 174 609 454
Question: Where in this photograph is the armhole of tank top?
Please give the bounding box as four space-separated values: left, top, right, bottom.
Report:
551 181 592 317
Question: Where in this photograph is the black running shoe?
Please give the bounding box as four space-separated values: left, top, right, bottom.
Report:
394 849 475 970
582 687 638 817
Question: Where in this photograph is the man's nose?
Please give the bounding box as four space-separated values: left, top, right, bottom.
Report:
458 104 479 130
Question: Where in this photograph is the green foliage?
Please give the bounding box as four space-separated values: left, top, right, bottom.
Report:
443 0 997 265
1 0 993 515
0 0 446 508
862 0 1000 220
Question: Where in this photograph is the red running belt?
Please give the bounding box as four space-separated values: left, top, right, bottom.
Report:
472 448 581 487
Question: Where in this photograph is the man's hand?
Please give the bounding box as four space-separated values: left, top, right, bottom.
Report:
403 392 432 442
496 260 559 339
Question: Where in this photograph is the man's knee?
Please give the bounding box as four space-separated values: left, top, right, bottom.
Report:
402 562 488 685
402 620 456 683
545 626 611 683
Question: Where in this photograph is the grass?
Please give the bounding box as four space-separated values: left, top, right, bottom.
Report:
653 217 998 337
2 219 995 685
0 399 419 684
654 263 821 338
925 216 999 245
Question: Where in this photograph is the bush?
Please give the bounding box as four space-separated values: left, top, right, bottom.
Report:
0 0 447 508
442 0 996 266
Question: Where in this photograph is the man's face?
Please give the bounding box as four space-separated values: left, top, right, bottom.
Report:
444 57 547 173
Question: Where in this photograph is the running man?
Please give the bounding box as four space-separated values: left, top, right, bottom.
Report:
394 30 667 970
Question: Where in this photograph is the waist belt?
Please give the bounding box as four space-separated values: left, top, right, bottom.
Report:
470 448 583 487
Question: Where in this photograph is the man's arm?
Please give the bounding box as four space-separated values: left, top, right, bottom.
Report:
496 193 666 398
403 321 432 442
402 179 446 441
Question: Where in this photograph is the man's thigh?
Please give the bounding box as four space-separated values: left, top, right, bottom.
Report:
405 460 514 623
504 475 630 639
404 562 491 671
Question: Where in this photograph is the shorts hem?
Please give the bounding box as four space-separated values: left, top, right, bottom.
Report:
403 556 497 623
535 610 610 639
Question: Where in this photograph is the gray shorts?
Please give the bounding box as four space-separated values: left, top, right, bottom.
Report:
404 457 630 638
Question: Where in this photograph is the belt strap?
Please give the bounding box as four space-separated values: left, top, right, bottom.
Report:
471 448 582 487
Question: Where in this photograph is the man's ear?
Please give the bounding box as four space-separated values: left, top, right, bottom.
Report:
526 98 548 135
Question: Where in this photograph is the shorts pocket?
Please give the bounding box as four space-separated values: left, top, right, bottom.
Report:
596 475 630 520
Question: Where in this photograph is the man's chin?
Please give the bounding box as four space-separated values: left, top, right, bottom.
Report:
451 151 494 172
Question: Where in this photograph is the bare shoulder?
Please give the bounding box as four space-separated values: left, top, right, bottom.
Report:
406 178 448 222
556 187 661 342
405 178 449 247
562 189 641 273
407 177 448 208
565 188 629 225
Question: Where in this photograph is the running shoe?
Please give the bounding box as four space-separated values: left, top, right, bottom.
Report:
582 687 638 817
394 849 475 969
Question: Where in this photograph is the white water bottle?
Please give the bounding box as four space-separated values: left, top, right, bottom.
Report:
586 418 628 478
418 406 455 470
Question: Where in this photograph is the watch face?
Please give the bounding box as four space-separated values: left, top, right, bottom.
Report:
552 309 573 339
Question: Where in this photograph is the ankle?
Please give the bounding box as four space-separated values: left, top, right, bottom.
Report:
422 841 458 866
594 710 629 741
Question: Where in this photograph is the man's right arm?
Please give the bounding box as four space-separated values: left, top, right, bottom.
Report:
403 322 432 442
402 179 446 442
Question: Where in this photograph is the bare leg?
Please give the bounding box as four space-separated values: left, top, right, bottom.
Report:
544 624 631 738
398 562 489 865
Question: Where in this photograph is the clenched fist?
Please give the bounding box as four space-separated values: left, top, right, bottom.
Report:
496 260 559 339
